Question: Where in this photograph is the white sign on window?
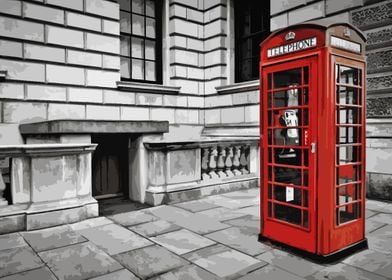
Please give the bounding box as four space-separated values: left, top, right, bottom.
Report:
286 186 294 202
330 36 361 53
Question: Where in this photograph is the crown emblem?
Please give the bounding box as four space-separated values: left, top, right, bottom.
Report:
285 31 296 41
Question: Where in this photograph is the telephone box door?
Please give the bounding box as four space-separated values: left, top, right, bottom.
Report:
262 56 318 253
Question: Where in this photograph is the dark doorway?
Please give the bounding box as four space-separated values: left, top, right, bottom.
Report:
92 134 129 199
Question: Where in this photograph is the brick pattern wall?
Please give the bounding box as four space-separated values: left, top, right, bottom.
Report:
0 0 205 126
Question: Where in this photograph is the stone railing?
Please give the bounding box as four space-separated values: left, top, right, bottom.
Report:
201 145 250 180
143 137 259 205
0 144 97 234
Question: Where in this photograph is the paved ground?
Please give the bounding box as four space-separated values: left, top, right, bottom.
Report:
1 188 392 280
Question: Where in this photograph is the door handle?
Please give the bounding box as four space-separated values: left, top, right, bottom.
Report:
311 143 316 153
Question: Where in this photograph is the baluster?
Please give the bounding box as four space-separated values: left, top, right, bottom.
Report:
208 146 219 179
201 147 210 180
225 146 234 177
232 146 242 176
240 145 249 174
217 146 227 178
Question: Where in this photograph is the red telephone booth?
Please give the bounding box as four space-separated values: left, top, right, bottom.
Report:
259 19 367 261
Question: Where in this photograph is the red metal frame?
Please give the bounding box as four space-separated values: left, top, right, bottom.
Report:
259 23 366 257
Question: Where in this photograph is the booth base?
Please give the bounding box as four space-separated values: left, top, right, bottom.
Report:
258 234 368 264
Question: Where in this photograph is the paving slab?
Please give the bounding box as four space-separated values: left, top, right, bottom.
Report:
38 242 122 280
256 249 324 278
172 199 220 213
113 245 189 279
0 246 43 278
205 226 271 256
70 217 114 231
21 225 86 252
0 233 27 251
367 225 392 254
223 215 260 235
0 266 57 280
368 213 392 224
198 207 248 222
366 200 392 213
108 210 158 226
150 264 221 280
129 220 181 237
237 264 305 280
221 188 260 198
183 244 266 279
343 249 392 279
146 206 230 235
150 229 216 255
78 223 152 255
366 209 378 219
304 263 388 280
88 269 139 280
233 205 259 217
204 194 259 209
366 219 386 234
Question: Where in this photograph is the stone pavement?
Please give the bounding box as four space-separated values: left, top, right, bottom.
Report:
1 188 392 280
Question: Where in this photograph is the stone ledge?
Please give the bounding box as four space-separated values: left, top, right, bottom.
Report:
144 137 259 151
215 80 259 94
19 119 169 135
0 70 7 81
117 81 181 94
0 143 97 157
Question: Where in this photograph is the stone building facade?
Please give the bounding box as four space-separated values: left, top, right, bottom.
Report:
0 0 390 233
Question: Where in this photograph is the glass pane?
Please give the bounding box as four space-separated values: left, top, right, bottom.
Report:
132 14 145 36
146 18 156 38
273 127 300 146
132 58 144 79
337 107 360 124
275 148 302 166
268 184 272 199
337 165 361 185
337 86 360 105
268 202 272 217
146 0 155 17
120 36 130 56
119 0 131 11
120 58 130 79
274 167 301 186
303 67 309 84
338 126 359 144
240 59 252 81
145 61 156 81
337 202 361 225
120 11 131 33
303 211 309 228
338 65 360 85
131 37 144 58
267 73 272 90
274 204 302 226
268 111 273 126
274 185 302 206
145 40 155 60
132 0 144 14
336 184 360 205
337 145 361 165
273 68 301 89
273 88 302 108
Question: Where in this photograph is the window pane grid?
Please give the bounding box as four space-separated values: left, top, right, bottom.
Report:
120 0 160 83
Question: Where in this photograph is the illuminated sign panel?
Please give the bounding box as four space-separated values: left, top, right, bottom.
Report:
267 37 317 58
330 36 361 53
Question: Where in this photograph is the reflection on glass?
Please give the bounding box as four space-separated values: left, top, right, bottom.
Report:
338 126 359 144
337 165 361 185
132 58 144 79
274 68 301 89
146 0 155 17
120 36 130 56
146 18 156 38
132 14 145 36
337 107 360 124
132 0 144 14
274 167 301 185
337 202 361 225
337 86 359 105
120 58 130 79
145 40 155 60
337 146 360 165
120 11 131 33
337 65 359 85
119 0 131 11
131 37 144 58
145 61 156 81
336 184 360 205
274 148 301 166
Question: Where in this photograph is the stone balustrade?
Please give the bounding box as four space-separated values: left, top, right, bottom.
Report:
144 137 259 205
